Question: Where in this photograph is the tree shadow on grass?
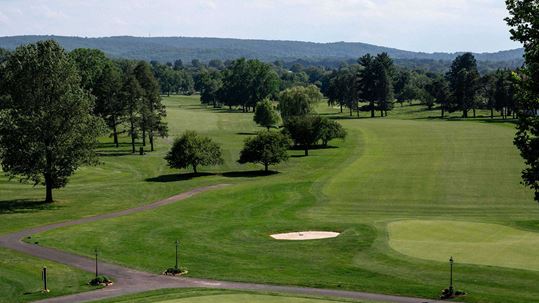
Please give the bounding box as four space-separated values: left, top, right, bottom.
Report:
236 132 257 136
222 170 279 178
145 172 216 183
289 145 338 151
0 199 62 214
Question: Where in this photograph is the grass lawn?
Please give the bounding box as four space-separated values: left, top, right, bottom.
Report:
388 220 539 271
96 288 371 303
2 96 539 302
0 248 95 303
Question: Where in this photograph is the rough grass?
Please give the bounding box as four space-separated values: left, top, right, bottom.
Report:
2 96 539 303
0 248 95 303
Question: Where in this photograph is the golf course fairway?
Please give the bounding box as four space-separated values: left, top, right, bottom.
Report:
388 220 539 271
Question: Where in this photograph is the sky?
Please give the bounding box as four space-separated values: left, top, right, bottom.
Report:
0 0 521 53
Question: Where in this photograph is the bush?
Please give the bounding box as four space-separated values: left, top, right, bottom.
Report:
89 275 112 286
163 267 188 276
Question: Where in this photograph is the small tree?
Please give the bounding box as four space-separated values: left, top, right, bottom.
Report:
238 131 290 172
254 99 280 130
319 118 347 146
165 131 223 174
284 115 323 156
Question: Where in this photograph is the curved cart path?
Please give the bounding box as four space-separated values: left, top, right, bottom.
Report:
0 184 449 303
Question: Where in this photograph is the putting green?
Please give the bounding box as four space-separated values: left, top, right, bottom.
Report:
388 220 539 271
157 294 354 303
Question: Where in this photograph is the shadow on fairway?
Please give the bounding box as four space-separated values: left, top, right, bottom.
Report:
145 172 216 183
222 170 279 178
236 132 257 136
0 199 61 214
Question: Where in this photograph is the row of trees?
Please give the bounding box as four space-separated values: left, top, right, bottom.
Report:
324 52 518 119
0 40 168 202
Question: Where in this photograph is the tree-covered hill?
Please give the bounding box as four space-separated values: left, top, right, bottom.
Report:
0 35 524 66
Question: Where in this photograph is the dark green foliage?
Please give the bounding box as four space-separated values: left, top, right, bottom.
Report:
506 0 539 203
134 61 168 151
357 53 396 117
284 115 323 156
238 131 290 172
165 131 224 174
446 53 481 118
199 69 223 107
69 48 108 92
0 40 105 203
218 58 280 111
89 275 112 286
93 61 125 147
327 66 360 116
278 85 322 122
120 72 143 154
425 76 451 117
253 99 280 130
319 118 347 146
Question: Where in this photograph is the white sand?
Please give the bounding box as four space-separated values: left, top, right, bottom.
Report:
270 231 340 240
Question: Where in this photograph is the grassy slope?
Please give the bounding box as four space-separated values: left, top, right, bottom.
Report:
2 97 539 302
0 248 95 303
96 289 371 303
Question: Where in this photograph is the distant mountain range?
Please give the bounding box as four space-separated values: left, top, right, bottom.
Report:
0 35 524 65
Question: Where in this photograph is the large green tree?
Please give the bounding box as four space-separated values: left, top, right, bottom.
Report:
446 53 480 118
218 58 280 111
165 131 223 174
284 115 323 156
120 73 143 154
506 0 539 202
238 131 290 172
0 40 105 203
134 61 168 152
93 61 125 147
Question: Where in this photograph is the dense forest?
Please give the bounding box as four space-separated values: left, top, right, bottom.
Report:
0 36 524 73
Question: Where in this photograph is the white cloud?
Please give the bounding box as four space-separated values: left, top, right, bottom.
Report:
0 0 521 52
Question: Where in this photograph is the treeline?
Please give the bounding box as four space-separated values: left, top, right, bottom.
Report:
154 52 518 119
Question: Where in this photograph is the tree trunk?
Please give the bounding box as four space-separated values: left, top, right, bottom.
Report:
491 107 494 119
142 128 146 146
45 181 54 203
264 162 268 172
130 120 136 153
304 147 309 156
441 107 445 118
112 115 119 148
370 101 375 118
349 106 352 116
150 131 154 152
193 165 198 174
463 109 468 118
340 104 343 113
473 108 476 118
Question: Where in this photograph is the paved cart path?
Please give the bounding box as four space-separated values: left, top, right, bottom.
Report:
0 184 449 303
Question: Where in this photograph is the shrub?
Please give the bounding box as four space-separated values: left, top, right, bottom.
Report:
89 275 112 286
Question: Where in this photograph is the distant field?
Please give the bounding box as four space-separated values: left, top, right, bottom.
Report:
2 96 539 303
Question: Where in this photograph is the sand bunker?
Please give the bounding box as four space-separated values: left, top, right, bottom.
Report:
270 231 340 240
